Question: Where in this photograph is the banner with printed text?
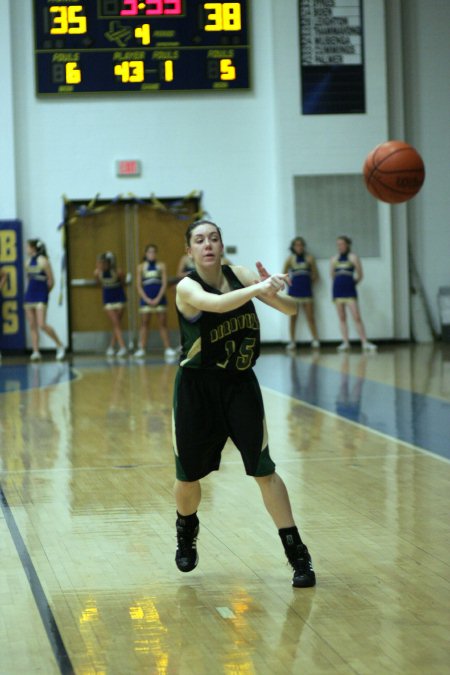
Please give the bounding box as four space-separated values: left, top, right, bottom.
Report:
0 220 25 350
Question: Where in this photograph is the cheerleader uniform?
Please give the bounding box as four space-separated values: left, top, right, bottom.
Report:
99 269 126 309
139 261 167 313
287 254 313 303
24 256 49 307
332 253 357 302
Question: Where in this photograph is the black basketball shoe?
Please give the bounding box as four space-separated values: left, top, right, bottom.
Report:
175 518 199 573
287 544 316 588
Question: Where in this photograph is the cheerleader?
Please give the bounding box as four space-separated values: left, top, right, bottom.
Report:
23 239 65 361
176 252 196 280
134 244 176 359
330 236 377 352
283 237 320 350
94 252 128 357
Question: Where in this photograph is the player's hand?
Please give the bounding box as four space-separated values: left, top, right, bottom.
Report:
259 273 289 297
256 261 270 281
256 261 291 286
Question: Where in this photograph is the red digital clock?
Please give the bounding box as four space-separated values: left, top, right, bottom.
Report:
34 0 250 95
120 0 183 16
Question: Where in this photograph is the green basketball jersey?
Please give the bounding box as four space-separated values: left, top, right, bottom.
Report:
177 265 260 371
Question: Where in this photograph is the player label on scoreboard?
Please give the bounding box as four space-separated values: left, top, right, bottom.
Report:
33 0 250 94
299 0 365 114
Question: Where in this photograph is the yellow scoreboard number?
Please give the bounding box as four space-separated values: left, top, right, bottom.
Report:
49 5 87 35
204 3 242 32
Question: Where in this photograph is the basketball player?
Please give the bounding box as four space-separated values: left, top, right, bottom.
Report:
283 237 320 350
330 236 377 352
94 252 128 357
134 244 177 359
23 239 65 361
172 220 316 588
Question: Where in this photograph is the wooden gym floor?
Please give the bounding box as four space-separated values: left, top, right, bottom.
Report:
0 343 449 674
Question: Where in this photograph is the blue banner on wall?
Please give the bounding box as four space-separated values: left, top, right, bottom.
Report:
0 220 26 350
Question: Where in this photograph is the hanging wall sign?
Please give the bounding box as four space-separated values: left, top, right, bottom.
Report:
299 0 365 114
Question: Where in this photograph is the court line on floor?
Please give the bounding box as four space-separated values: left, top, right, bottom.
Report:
0 483 75 675
0 447 429 480
261 385 450 465
0 442 437 481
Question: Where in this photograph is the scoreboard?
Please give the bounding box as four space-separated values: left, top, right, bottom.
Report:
33 0 250 94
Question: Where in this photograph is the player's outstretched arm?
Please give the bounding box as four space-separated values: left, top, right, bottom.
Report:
177 270 286 317
235 263 297 316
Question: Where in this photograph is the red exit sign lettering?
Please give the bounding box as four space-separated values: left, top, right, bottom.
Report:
116 160 141 177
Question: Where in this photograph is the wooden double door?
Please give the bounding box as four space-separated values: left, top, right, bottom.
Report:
66 197 200 352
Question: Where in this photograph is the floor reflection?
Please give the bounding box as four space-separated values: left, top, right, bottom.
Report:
57 583 318 674
256 347 450 459
334 353 368 424
0 361 74 392
0 362 73 496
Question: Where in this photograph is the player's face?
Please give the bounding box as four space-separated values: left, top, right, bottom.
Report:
27 243 36 257
293 240 304 254
188 224 224 266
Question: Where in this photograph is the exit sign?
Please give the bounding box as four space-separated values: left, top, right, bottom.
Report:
116 160 141 177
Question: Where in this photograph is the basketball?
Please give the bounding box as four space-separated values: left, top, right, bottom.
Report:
363 140 425 204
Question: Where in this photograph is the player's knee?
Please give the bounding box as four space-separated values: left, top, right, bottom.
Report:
175 479 199 492
254 472 276 487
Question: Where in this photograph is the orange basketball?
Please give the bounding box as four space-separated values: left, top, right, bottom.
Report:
363 140 425 204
